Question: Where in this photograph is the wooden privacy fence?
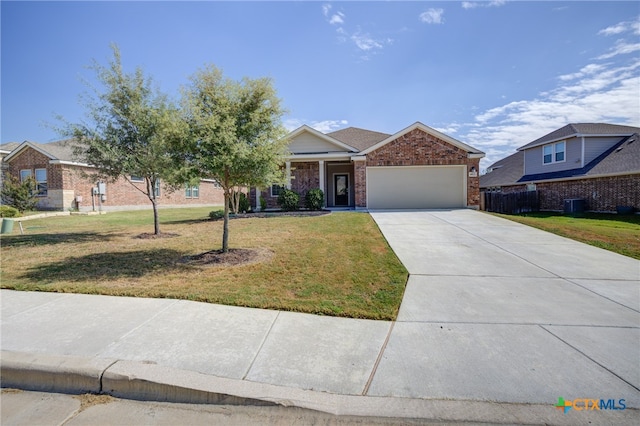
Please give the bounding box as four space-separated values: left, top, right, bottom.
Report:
483 191 540 214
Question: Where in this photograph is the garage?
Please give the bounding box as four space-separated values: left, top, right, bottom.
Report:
367 165 466 209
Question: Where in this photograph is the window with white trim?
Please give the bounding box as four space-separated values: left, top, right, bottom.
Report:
185 184 200 198
35 168 47 196
130 175 144 182
154 179 160 197
271 184 285 197
20 169 32 182
543 141 565 164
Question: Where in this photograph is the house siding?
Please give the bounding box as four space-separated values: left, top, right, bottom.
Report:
524 136 582 175
583 137 624 165
356 128 480 208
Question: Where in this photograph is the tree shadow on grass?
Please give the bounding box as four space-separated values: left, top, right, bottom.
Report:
1 232 123 248
21 248 188 283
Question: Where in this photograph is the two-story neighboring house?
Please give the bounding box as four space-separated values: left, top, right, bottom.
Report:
480 123 640 212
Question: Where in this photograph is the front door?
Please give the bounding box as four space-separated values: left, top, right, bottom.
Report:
334 174 349 206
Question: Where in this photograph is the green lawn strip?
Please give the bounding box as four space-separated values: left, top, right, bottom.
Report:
1 209 408 320
489 212 640 260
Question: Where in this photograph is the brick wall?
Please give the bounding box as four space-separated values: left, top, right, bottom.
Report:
356 128 481 208
497 174 639 212
6 147 225 211
252 161 321 209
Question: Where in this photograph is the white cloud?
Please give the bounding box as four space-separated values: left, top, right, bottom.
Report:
419 8 444 25
322 4 331 18
351 31 383 51
283 119 348 133
462 1 506 10
596 40 640 60
450 19 640 169
329 11 345 25
598 19 640 36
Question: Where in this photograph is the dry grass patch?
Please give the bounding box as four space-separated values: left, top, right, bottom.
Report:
1 208 408 319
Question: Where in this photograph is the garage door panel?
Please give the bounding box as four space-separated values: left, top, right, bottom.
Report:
367 166 465 209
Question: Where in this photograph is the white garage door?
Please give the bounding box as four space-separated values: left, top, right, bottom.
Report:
367 166 466 209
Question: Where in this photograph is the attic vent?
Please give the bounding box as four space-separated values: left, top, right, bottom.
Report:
615 147 624 152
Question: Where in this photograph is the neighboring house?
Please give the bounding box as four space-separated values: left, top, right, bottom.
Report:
251 122 485 210
1 139 225 211
480 123 640 212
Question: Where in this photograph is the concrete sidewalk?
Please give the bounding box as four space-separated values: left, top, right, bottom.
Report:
1 209 639 424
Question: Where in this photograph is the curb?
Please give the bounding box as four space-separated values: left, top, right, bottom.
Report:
1 351 638 425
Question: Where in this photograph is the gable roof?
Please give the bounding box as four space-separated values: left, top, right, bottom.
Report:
358 122 485 157
0 142 21 155
517 133 640 182
4 139 81 164
327 127 390 151
287 125 359 153
518 123 640 151
479 151 524 188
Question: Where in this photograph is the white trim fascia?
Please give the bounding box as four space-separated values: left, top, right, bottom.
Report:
359 121 485 157
517 133 635 151
468 153 484 159
519 170 640 185
286 125 360 153
350 155 366 162
50 160 93 168
4 141 57 162
286 153 352 161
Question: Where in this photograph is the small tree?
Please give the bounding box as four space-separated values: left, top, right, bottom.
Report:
0 175 38 213
62 45 186 235
180 65 288 252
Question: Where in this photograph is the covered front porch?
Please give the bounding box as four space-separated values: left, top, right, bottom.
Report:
251 158 355 210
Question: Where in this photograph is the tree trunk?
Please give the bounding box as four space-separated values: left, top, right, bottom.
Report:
147 177 160 235
222 190 230 252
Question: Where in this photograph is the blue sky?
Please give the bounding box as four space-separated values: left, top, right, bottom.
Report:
2 1 639 170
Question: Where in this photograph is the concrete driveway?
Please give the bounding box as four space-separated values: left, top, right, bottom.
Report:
369 209 640 406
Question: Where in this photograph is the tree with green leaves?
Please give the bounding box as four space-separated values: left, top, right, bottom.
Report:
180 65 288 252
62 45 187 235
0 175 38 213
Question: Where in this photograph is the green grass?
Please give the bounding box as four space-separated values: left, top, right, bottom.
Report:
489 211 640 259
1 208 408 320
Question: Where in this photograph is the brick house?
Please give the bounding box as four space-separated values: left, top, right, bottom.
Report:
480 123 640 212
1 140 225 211
251 122 485 210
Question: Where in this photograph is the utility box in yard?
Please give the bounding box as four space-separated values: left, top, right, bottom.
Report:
564 198 585 214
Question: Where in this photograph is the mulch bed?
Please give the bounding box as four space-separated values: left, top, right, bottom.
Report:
181 248 273 267
226 210 332 219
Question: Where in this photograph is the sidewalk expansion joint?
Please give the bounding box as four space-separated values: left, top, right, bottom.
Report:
361 320 395 396
539 325 640 392
564 277 640 313
98 359 121 394
242 311 279 380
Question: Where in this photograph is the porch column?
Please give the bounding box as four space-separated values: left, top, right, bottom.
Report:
285 161 291 190
318 160 325 207
254 187 261 211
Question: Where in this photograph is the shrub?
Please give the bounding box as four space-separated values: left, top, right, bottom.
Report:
259 195 267 211
229 191 250 213
238 192 250 213
0 175 38 213
277 189 300 211
0 205 20 218
209 209 224 220
305 188 324 211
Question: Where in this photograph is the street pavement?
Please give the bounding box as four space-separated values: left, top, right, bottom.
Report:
1 209 639 424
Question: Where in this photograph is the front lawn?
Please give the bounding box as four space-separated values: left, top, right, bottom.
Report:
490 212 640 259
0 208 408 320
